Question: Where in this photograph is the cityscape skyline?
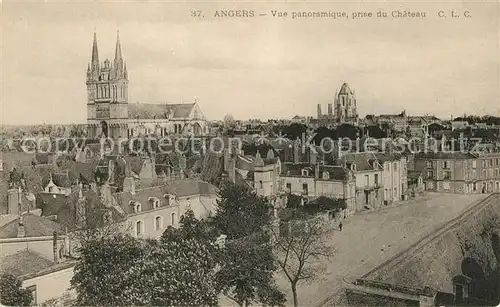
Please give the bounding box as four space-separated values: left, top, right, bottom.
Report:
2 1 499 125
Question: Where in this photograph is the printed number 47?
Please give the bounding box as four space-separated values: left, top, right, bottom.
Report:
191 10 202 17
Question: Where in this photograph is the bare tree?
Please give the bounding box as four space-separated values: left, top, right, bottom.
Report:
272 216 334 307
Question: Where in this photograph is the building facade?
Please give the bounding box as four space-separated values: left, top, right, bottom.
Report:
414 152 500 194
86 32 207 139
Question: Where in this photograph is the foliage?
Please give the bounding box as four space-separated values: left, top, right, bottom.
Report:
213 181 285 306
214 181 273 239
303 196 346 214
272 217 334 307
0 274 33 306
286 193 303 209
217 233 286 307
71 233 150 306
271 123 308 141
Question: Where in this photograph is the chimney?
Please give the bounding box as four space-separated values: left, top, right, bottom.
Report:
223 148 230 171
123 177 135 194
293 139 300 164
7 188 20 215
228 156 236 183
310 146 317 165
314 163 320 179
107 160 115 184
17 215 25 238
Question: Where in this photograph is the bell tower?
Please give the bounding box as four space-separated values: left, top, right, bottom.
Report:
86 31 129 139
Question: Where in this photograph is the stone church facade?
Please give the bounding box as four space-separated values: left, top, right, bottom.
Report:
86 32 208 139
334 82 359 125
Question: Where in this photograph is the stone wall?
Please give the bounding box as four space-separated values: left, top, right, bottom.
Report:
363 193 500 302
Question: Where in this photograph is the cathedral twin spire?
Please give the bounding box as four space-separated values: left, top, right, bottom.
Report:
87 30 127 81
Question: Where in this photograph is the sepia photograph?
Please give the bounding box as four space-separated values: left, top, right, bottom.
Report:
1 0 499 306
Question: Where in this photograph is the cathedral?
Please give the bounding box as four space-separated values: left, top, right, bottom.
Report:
316 82 359 125
86 32 208 139
334 82 359 124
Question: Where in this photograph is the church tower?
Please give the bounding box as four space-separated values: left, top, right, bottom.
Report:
334 82 358 125
86 31 129 139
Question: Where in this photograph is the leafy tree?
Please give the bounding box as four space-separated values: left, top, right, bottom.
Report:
214 181 273 239
71 210 220 306
0 274 33 306
280 123 308 141
272 216 334 307
151 211 220 306
71 233 151 306
213 181 285 306
286 193 302 209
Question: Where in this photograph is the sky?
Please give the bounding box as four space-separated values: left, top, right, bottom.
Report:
1 1 499 125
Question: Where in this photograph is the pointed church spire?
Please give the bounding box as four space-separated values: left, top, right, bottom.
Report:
91 31 99 66
114 30 124 79
114 30 123 63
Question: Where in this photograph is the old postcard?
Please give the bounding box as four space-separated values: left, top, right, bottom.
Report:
1 1 499 306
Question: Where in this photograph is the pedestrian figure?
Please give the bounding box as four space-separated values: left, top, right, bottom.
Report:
339 222 343 232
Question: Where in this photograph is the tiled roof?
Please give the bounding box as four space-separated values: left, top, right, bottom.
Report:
341 152 381 171
414 152 477 160
374 153 403 163
113 180 217 214
0 250 54 277
124 156 144 175
318 165 349 181
0 213 63 238
281 163 314 177
201 154 224 183
127 103 195 119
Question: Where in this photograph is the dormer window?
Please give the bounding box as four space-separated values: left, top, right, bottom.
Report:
130 201 142 213
322 171 330 180
351 163 356 171
149 197 160 209
301 169 310 176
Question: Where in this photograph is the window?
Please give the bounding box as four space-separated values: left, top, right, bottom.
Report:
286 183 291 192
134 203 141 213
483 170 487 179
322 171 330 180
364 175 369 186
259 180 263 189
473 182 477 191
490 159 494 167
152 199 160 209
472 161 477 169
393 163 397 171
155 216 163 231
443 170 451 180
351 163 356 171
301 169 309 176
171 212 177 225
374 174 379 185
443 161 450 169
302 183 308 195
426 161 432 168
136 221 143 236
496 159 499 166
472 170 477 178
443 181 451 191
427 171 434 179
